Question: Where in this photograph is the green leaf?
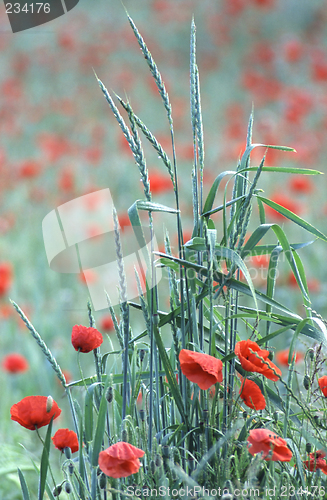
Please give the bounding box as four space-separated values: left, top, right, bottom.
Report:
18 468 31 500
240 224 273 257
38 417 53 500
91 376 111 467
202 171 236 215
246 166 322 175
157 252 299 318
185 239 259 313
68 370 166 387
270 224 309 302
152 322 187 423
265 245 282 319
257 195 327 242
84 383 101 443
134 200 179 214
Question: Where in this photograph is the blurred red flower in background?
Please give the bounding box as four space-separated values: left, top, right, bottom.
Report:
275 349 303 366
52 428 79 453
19 160 41 178
235 340 281 381
304 450 327 475
38 133 72 163
179 349 223 390
58 169 75 193
283 39 304 63
0 262 13 297
71 325 103 353
239 378 266 410
100 315 114 332
247 429 292 461
11 395 61 430
288 175 314 194
2 353 29 373
265 193 301 221
149 169 172 194
318 375 327 397
99 442 145 478
248 254 270 268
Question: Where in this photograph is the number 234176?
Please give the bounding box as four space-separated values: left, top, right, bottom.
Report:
280 485 325 496
5 3 50 14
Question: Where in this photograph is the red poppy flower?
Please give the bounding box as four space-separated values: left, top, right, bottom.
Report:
275 349 303 366
318 376 327 397
179 349 223 390
247 429 292 461
52 428 79 453
71 325 103 353
98 442 145 478
11 395 61 430
239 378 266 410
2 353 29 373
304 450 327 475
0 262 13 296
235 340 281 381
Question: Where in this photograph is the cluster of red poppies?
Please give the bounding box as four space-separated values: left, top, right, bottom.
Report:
11 326 327 476
9 324 146 479
10 394 144 478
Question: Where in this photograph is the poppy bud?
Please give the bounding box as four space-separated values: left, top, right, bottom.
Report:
150 459 156 474
303 374 310 390
64 446 72 460
105 387 113 403
99 472 106 489
224 480 233 493
139 409 146 421
46 396 53 413
221 493 233 500
64 482 72 494
139 349 146 363
121 429 128 442
68 463 74 475
53 485 62 496
243 411 248 420
307 348 314 361
162 445 169 458
155 454 162 467
306 442 312 453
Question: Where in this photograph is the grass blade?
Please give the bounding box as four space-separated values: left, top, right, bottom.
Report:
38 417 53 500
18 468 31 500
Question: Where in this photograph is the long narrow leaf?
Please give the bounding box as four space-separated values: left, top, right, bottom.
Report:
38 417 53 500
257 195 327 242
18 468 31 500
